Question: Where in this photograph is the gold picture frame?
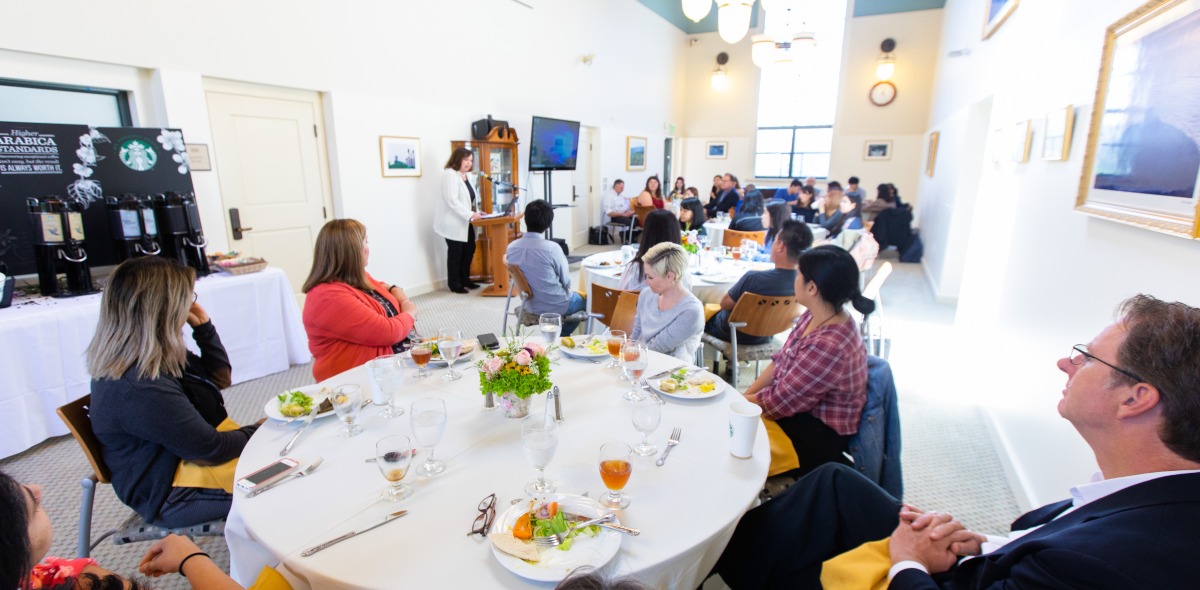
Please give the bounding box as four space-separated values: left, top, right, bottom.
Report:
1011 120 1032 163
1076 0 1200 239
983 0 1019 40
1041 105 1075 161
626 136 647 171
926 132 939 177
379 136 422 177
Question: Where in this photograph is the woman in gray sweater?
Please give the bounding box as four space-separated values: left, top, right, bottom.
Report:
631 242 704 362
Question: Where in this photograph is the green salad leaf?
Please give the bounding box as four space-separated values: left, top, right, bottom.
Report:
276 390 313 417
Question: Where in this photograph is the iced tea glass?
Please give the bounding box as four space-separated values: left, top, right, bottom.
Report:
605 330 627 369
598 442 633 509
410 341 434 378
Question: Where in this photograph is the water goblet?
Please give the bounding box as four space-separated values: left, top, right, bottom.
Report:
375 435 413 501
410 341 434 378
521 415 558 495
368 354 405 418
438 328 465 381
598 442 633 509
410 398 447 476
620 340 648 399
631 393 661 456
539 313 562 357
605 330 627 369
331 384 364 438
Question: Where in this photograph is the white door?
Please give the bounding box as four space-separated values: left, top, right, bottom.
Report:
204 81 332 306
571 127 595 248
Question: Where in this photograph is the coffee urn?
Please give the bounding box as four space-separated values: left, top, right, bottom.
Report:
27 196 97 297
152 192 211 276
106 194 161 261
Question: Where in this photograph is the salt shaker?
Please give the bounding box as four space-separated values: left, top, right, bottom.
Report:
483 391 496 411
550 385 563 422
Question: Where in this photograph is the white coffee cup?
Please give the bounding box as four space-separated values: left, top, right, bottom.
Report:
728 401 762 458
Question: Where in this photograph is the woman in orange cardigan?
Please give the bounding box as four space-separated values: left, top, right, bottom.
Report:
302 219 418 382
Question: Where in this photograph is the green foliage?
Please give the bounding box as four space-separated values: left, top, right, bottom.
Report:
476 327 553 399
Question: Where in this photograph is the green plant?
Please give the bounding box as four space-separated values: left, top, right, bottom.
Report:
476 328 553 399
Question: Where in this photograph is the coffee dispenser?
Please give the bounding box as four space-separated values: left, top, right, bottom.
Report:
152 192 211 276
27 196 97 297
106 194 161 261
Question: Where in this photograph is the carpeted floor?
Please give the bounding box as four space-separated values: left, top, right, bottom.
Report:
1 244 1021 588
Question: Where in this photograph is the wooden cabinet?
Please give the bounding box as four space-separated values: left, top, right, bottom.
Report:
453 128 521 290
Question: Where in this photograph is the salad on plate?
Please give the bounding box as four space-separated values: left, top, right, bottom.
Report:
559 336 609 357
652 368 723 398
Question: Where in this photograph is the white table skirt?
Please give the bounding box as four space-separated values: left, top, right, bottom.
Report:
225 348 769 589
0 267 310 459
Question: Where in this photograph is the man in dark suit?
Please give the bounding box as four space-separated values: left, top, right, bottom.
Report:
706 172 741 218
712 294 1200 589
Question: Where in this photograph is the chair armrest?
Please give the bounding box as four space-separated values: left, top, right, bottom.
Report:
729 322 748 329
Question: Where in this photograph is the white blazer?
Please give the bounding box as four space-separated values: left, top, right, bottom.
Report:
433 168 477 242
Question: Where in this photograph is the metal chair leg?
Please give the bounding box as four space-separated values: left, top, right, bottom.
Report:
79 476 96 558
501 280 515 334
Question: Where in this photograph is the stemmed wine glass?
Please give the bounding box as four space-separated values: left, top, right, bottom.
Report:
375 435 413 502
438 328 464 381
605 330 627 369
368 354 405 418
521 414 558 495
410 340 434 378
539 313 562 358
410 398 447 476
331 384 363 438
631 393 661 456
598 442 633 509
620 340 648 399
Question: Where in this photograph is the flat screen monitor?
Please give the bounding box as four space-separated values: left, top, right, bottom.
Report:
529 116 580 171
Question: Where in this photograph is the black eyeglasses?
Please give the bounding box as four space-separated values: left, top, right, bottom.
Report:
1070 344 1145 384
468 493 496 537
192 291 199 304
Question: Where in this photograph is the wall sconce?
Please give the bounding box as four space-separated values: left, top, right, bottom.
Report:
710 52 730 90
876 38 896 81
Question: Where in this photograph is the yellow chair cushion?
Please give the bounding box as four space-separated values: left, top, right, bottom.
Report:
248 565 293 590
704 303 722 322
171 417 240 493
820 538 891 590
763 417 800 477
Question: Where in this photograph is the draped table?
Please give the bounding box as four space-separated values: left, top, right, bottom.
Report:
579 251 773 306
225 347 769 589
0 267 310 459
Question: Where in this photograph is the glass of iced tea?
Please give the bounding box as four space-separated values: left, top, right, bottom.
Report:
599 442 633 509
410 341 434 378
731 247 742 262
375 434 413 502
605 330 627 369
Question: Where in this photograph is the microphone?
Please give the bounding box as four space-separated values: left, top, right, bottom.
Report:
477 171 494 182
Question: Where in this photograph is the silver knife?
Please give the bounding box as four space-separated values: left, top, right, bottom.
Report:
644 365 686 383
280 404 320 456
301 510 408 557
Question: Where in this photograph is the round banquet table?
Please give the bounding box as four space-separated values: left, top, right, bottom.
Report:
225 346 769 589
579 251 773 307
703 219 828 250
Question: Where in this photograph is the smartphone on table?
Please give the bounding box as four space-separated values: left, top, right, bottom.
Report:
236 457 299 491
477 333 501 350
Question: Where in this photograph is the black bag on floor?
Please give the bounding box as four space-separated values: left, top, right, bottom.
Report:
900 232 924 263
589 226 611 245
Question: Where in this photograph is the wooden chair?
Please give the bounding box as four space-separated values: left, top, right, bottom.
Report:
590 284 640 329
700 293 800 387
858 262 893 357
723 229 767 249
56 395 226 558
609 290 640 336
502 262 598 335
633 204 656 228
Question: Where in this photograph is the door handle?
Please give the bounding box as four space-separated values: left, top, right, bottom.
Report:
229 208 254 240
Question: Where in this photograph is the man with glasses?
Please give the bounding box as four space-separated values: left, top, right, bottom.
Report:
711 294 1200 588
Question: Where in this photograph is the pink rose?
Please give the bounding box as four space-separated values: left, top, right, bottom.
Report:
514 350 532 366
524 342 545 356
483 356 503 376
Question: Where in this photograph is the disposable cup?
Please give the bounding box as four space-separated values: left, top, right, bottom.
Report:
728 401 762 459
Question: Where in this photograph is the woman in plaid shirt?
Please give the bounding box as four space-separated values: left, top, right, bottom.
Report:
744 245 874 477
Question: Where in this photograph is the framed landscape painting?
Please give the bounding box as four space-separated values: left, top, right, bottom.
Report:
380 136 421 177
1076 0 1200 238
626 136 647 171
706 141 728 159
864 140 892 160
1041 105 1075 161
983 0 1019 39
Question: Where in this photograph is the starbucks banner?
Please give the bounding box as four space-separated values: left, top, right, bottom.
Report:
0 122 197 276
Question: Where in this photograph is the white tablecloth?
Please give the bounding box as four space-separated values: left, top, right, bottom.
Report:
580 252 772 306
704 219 828 249
0 267 310 459
226 349 769 589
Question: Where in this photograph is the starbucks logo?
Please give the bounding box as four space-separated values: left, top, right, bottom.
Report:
119 138 158 172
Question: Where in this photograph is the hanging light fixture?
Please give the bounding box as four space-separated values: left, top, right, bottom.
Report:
710 52 731 90
751 34 776 68
716 1 754 44
876 38 897 81
682 0 713 23
759 0 799 13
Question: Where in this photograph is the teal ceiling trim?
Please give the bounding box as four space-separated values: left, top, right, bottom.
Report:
634 0 759 35
853 0 945 17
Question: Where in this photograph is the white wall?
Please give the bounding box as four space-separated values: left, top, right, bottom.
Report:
0 0 686 292
679 32 759 187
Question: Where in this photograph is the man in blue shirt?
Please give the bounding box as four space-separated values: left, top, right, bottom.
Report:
703 220 813 344
773 179 802 204
845 176 866 217
504 200 586 334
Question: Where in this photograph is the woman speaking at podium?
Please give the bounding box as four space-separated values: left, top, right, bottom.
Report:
435 147 484 294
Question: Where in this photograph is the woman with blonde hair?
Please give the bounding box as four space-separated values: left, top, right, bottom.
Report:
631 242 704 362
86 256 258 528
302 218 418 382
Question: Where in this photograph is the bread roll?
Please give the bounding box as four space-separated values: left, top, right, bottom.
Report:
490 532 540 562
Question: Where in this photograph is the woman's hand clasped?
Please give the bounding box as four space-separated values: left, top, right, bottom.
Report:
187 302 211 327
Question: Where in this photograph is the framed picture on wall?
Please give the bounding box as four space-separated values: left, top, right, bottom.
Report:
926 132 939 177
380 136 422 177
864 140 892 160
706 141 728 159
1011 120 1032 163
1076 0 1200 239
626 136 647 170
983 0 1019 40
1041 105 1075 161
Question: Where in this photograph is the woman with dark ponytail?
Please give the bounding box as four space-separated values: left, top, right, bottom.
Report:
743 245 871 477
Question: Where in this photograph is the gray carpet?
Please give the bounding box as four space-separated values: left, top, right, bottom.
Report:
1 246 1021 588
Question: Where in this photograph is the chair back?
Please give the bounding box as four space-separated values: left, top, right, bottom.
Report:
727 292 799 338
591 283 636 328
56 395 112 484
848 355 903 498
723 229 767 248
863 262 893 300
610 291 640 335
633 205 656 227
506 262 534 304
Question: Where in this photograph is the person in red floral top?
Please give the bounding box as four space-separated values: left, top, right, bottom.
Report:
743 245 873 477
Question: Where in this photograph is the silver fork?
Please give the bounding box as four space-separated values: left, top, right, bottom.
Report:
532 513 614 548
655 428 682 466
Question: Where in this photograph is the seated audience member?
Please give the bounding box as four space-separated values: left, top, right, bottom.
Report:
1 470 245 589
805 176 824 200
665 176 686 216
619 209 682 292
714 294 1200 590
705 220 813 344
302 219 418 382
774 178 803 204
748 202 795 262
506 199 587 334
863 182 898 223
730 191 766 231
635 175 664 209
816 182 863 238
86 257 259 529
743 245 872 476
631 243 705 362
707 173 741 218
888 182 906 207
792 185 817 223
845 175 866 215
709 174 723 205
679 190 708 234
602 179 635 229
555 568 651 590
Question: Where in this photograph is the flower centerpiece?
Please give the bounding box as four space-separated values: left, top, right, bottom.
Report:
477 333 553 418
680 231 700 255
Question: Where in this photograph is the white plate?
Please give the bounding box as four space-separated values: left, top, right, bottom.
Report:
263 384 337 421
649 370 726 400
583 258 620 269
560 340 611 359
490 494 622 582
699 274 736 284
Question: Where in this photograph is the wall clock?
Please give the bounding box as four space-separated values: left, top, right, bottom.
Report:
869 81 897 107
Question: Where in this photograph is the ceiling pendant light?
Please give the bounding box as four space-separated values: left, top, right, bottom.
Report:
751 34 776 68
682 0 713 23
716 1 754 44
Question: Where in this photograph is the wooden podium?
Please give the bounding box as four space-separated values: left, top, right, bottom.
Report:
472 214 523 297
